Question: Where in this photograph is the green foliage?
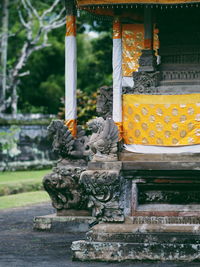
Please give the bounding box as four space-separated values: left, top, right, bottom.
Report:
3 1 112 116
0 126 20 157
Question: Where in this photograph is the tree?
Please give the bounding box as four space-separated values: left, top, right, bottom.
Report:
0 0 9 110
0 0 66 115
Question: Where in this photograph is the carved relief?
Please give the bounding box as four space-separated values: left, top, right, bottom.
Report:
47 120 88 162
132 71 160 94
86 117 119 162
96 86 113 118
44 120 89 214
80 170 124 222
43 166 88 212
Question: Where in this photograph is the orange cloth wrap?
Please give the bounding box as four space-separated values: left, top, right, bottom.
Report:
115 122 123 141
66 15 76 37
65 119 77 137
113 18 122 39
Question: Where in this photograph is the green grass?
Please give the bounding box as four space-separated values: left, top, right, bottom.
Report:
0 191 51 209
0 169 51 184
0 169 51 196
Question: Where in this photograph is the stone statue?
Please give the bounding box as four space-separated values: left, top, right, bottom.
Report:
86 117 119 162
43 167 88 215
96 86 113 118
43 120 89 215
47 119 88 163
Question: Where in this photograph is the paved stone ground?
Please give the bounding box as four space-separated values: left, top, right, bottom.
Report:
1 202 200 267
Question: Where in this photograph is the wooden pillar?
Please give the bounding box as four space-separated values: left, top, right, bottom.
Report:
65 0 77 137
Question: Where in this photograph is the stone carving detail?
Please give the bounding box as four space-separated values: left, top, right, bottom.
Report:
80 170 124 222
132 71 160 94
86 117 119 162
43 119 89 215
138 49 157 72
43 166 88 213
161 70 200 81
96 86 113 118
47 120 88 162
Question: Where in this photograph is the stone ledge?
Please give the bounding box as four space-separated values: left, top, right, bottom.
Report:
71 240 200 262
90 223 200 234
33 214 95 233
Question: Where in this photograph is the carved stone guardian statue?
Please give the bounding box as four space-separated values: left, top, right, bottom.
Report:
43 120 90 216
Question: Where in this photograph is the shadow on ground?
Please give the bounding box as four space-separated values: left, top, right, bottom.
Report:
0 202 200 267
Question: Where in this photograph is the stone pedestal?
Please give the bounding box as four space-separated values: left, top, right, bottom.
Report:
71 155 200 262
72 221 200 261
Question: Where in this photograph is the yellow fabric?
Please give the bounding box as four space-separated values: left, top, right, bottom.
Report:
66 16 76 36
77 0 200 6
65 119 77 137
122 94 200 146
122 24 159 76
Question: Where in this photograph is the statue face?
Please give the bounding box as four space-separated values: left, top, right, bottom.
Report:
88 122 98 133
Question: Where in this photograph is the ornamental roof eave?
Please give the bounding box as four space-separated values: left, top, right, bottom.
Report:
77 0 200 7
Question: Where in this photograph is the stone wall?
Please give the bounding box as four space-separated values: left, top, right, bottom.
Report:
0 114 57 171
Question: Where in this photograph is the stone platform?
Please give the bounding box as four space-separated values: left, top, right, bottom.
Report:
71 220 200 261
33 214 95 233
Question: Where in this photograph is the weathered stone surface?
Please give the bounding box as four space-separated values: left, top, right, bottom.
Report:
86 117 119 162
71 223 200 261
80 170 124 223
33 214 94 232
138 49 157 72
132 71 160 94
47 120 88 161
43 164 89 215
96 86 113 119
71 240 200 262
0 114 56 171
43 120 91 215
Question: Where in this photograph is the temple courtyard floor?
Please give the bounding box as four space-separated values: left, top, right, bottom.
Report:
1 202 200 267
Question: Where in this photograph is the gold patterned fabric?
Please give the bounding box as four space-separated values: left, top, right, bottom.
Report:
123 94 200 146
77 0 200 6
122 24 159 76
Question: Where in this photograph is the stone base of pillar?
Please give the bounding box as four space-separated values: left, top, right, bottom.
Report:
138 49 157 72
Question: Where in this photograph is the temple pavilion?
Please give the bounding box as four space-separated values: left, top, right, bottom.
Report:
65 0 200 154
65 1 200 262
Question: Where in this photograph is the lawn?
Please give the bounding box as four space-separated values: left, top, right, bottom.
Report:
0 191 50 209
0 169 51 184
0 169 51 196
0 169 51 209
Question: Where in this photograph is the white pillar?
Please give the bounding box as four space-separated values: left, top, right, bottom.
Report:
112 17 123 139
65 12 77 137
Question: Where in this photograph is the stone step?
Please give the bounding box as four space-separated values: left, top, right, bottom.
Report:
119 151 200 162
71 240 200 261
89 223 200 235
86 231 200 244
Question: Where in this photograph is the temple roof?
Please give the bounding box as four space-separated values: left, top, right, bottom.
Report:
77 0 200 6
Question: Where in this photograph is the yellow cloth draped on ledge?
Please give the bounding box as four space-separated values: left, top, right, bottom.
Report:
123 94 200 146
